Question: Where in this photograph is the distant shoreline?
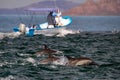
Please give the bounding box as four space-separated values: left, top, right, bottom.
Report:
0 14 120 16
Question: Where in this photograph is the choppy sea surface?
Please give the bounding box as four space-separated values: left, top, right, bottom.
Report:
0 15 120 80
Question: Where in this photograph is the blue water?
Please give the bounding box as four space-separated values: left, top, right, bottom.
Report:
71 16 120 31
0 15 120 32
0 15 120 80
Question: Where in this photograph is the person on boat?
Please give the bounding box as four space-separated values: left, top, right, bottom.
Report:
32 24 36 29
53 9 63 26
19 23 26 34
47 11 56 28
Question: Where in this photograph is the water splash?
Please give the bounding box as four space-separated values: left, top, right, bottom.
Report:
0 75 15 80
0 28 79 39
25 57 36 64
52 55 69 65
57 28 80 37
34 28 80 37
0 32 21 39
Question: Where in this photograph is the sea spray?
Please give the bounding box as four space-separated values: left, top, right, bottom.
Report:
57 28 80 37
34 28 80 37
0 75 15 80
0 32 21 39
25 57 36 64
52 55 69 65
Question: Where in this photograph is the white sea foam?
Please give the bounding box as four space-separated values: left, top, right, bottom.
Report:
0 51 5 54
34 28 80 37
53 55 68 65
0 62 16 67
50 65 57 68
0 32 21 39
18 53 30 57
57 28 80 37
25 57 36 64
0 75 15 80
0 63 4 67
23 57 37 66
55 50 63 54
0 28 79 39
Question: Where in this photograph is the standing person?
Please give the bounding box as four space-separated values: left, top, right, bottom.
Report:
47 11 56 28
32 24 36 29
19 23 26 34
54 9 63 26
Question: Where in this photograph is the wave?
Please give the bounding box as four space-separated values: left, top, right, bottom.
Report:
0 75 15 80
0 28 80 39
34 28 80 37
0 32 21 39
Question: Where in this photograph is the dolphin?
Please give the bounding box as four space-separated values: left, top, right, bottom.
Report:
40 56 59 64
66 56 98 66
39 55 98 66
35 44 61 57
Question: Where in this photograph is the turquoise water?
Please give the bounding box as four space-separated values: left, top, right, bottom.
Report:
0 15 120 80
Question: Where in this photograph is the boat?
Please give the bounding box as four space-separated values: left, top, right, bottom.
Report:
13 16 72 36
13 0 72 36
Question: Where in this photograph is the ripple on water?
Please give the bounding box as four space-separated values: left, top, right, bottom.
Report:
0 32 120 80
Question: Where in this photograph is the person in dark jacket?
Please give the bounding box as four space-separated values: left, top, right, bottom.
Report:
47 11 56 28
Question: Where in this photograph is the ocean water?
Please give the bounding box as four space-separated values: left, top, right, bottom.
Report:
0 15 120 80
0 15 120 32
